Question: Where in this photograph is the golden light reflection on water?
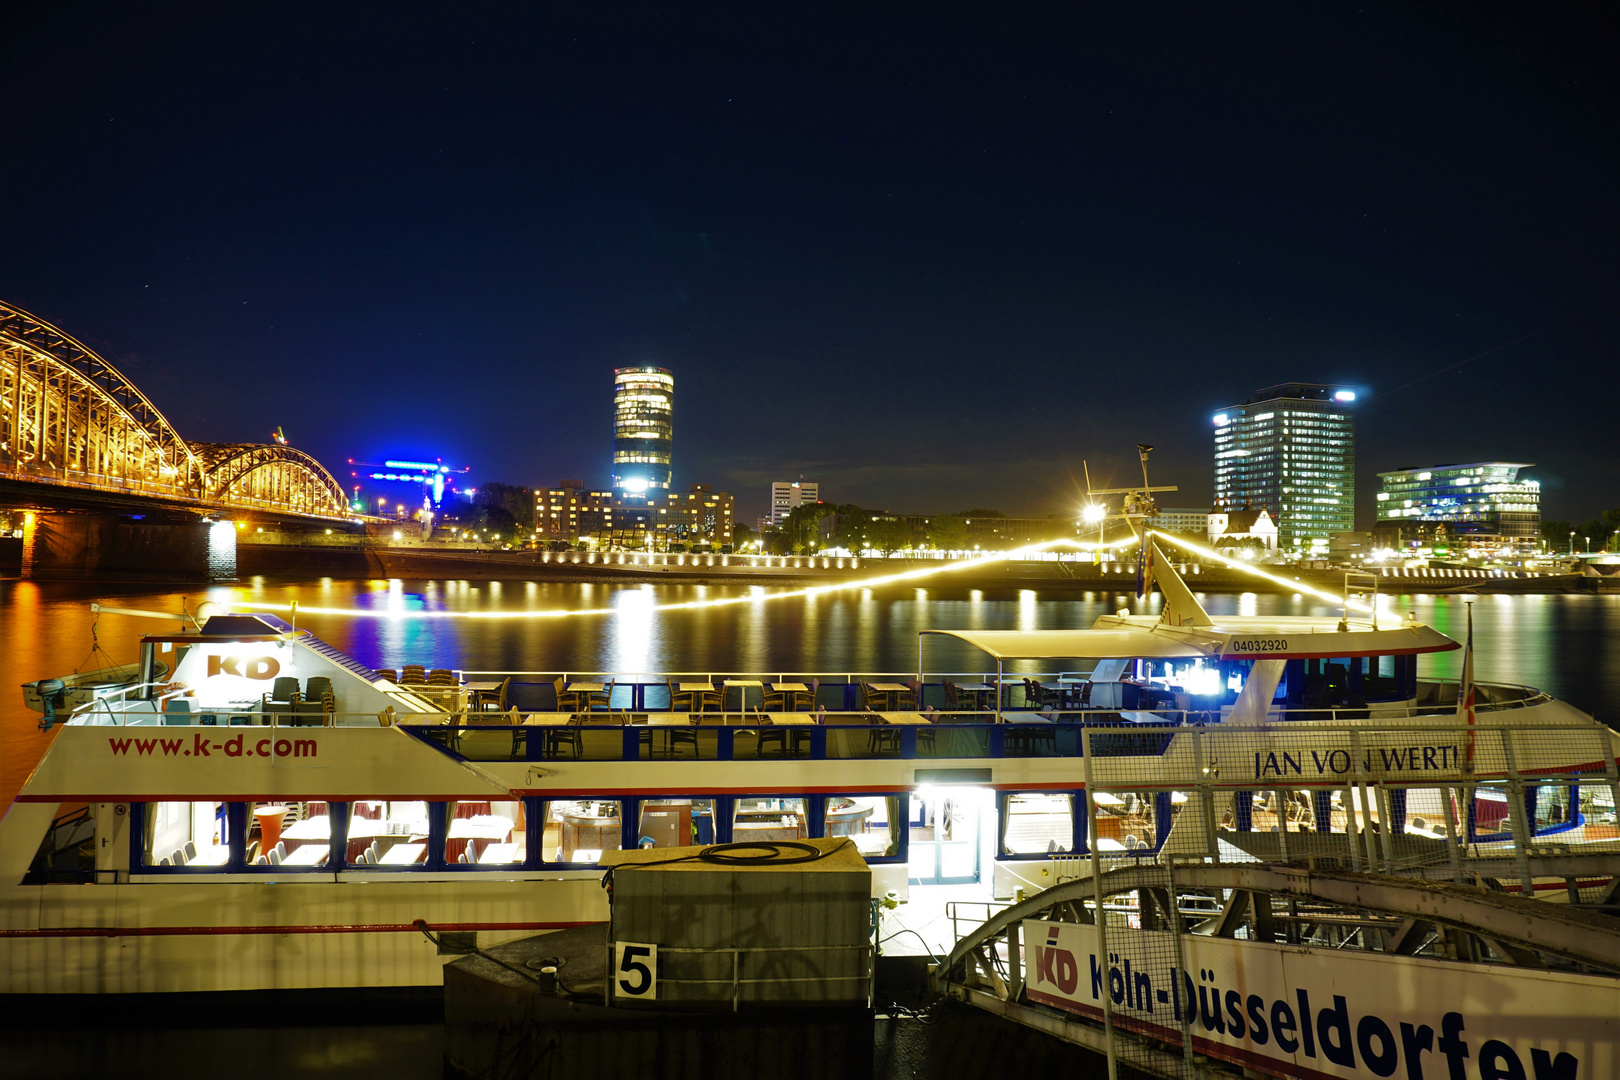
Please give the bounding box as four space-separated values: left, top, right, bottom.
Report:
4 580 1619 810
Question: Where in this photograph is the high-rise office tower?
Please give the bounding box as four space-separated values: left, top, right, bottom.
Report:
768 480 820 525
1212 382 1356 554
612 367 673 495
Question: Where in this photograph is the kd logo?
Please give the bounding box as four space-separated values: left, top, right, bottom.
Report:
207 655 281 680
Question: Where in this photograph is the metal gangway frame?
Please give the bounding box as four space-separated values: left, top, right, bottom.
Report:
929 721 1620 1080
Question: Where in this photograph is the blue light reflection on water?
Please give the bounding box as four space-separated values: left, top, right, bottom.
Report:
6 577 1620 809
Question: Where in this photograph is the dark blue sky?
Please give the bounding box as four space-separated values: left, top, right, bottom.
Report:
1 3 1614 525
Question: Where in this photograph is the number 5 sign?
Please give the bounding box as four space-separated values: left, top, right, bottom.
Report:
613 941 658 1000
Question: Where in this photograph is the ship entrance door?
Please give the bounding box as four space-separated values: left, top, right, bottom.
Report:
907 787 986 886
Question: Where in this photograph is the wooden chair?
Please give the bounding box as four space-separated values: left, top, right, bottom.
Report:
297 677 335 725
261 677 299 719
472 676 510 712
373 668 397 684
639 717 699 759
674 682 721 713
400 664 426 685
426 669 458 687
558 679 612 712
543 719 583 760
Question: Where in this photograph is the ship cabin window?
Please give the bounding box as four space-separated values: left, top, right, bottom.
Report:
1362 655 1399 700
445 800 524 866
999 793 1075 855
732 797 808 843
1280 656 1412 712
1091 791 1175 853
634 799 715 848
145 801 228 868
543 800 623 863
1531 784 1576 834
247 801 332 867
340 801 429 868
824 796 900 858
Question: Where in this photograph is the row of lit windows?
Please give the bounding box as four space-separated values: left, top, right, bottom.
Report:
113 792 1146 875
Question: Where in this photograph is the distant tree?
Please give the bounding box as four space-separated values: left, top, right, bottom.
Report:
474 482 535 528
779 502 837 552
761 525 791 555
924 515 972 553
868 517 911 555
732 521 757 551
822 504 872 551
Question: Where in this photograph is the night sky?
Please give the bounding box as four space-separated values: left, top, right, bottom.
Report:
2 3 1614 525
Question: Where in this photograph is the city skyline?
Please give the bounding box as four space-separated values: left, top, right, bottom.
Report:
0 6 1613 525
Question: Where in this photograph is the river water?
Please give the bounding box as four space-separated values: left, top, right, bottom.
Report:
6 575 1620 809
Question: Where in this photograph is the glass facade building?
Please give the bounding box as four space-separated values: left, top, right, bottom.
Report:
1375 463 1539 544
1212 382 1355 554
612 367 673 495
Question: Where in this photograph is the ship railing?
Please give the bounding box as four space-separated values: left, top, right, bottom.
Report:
66 682 183 725
446 669 1554 717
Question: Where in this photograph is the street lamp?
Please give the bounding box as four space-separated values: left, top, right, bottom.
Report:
1570 531 1576 555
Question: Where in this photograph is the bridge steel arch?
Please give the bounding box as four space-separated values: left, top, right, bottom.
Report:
0 301 204 498
188 441 349 518
2 301 353 521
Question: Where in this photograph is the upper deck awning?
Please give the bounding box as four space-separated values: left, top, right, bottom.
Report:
920 628 1216 661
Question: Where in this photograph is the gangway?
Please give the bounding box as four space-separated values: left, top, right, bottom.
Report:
931 863 1620 1079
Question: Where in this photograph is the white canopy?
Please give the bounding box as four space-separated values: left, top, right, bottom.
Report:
919 628 1215 661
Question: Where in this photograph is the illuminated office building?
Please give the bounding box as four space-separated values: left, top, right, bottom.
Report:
1212 382 1356 555
768 480 820 525
612 367 673 495
1375 463 1539 547
535 481 733 550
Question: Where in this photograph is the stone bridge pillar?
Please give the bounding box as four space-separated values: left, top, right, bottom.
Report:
19 512 236 582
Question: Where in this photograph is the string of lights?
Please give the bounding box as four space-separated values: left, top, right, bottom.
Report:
1146 530 1384 616
228 535 1140 621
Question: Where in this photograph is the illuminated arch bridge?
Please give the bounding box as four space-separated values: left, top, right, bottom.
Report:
0 300 350 520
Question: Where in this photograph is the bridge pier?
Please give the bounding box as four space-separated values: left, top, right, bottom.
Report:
19 512 236 582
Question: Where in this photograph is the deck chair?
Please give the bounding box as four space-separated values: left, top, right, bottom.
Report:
400 664 427 685
426 668 458 686
373 668 397 684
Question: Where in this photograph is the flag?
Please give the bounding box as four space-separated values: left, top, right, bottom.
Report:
1135 539 1156 599
1458 603 1476 773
